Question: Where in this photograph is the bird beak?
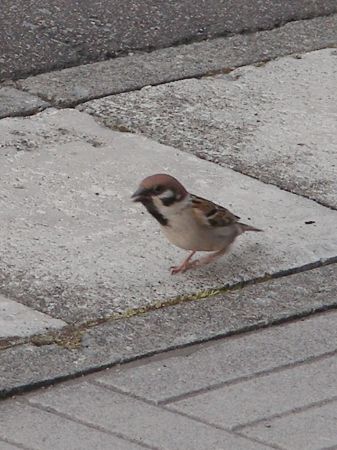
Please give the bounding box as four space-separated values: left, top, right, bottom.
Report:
131 187 148 202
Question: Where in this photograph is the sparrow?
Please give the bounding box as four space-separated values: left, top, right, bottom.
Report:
131 174 262 274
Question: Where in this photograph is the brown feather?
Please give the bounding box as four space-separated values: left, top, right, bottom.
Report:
191 194 240 228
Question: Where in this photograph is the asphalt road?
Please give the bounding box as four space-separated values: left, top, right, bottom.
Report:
1 0 337 80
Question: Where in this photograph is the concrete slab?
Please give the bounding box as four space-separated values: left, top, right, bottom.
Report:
241 399 337 450
94 302 337 404
3 0 337 80
1 264 337 398
18 15 337 107
169 354 337 429
26 382 273 450
0 294 66 339
0 87 49 118
81 48 337 208
0 441 22 450
0 402 144 450
1 109 337 324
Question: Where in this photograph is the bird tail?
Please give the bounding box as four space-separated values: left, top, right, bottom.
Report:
238 222 263 233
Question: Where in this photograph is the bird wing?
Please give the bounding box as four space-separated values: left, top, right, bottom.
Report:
190 194 240 228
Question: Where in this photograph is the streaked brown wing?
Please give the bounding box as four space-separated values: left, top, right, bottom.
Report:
191 194 240 227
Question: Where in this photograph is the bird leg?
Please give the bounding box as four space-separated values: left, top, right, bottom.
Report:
170 251 196 275
185 246 231 271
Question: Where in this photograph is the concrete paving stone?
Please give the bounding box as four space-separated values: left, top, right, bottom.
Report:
95 308 337 404
27 382 273 450
0 441 22 450
19 14 337 107
0 87 49 119
241 399 337 450
2 265 337 398
0 401 144 450
0 294 66 339
3 0 337 81
81 48 337 209
1 109 337 323
169 354 337 429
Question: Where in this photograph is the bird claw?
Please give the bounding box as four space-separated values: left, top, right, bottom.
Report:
170 260 200 275
170 265 184 275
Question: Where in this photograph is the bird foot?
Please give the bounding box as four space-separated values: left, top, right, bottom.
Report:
170 264 189 275
170 259 200 275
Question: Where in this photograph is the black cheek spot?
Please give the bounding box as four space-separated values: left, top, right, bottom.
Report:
143 199 168 226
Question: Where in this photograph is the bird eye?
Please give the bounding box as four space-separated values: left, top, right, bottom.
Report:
153 185 163 194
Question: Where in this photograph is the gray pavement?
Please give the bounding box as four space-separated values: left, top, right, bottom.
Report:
81 47 337 208
1 10 337 449
15 14 337 107
2 0 337 80
1 311 337 449
1 108 337 325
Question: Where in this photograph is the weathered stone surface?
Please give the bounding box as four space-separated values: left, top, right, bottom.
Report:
0 87 49 119
169 354 337 429
2 263 337 399
81 48 337 208
95 305 337 403
241 399 337 450
0 294 66 339
3 0 337 80
1 109 337 324
19 15 337 107
0 402 143 450
26 382 272 450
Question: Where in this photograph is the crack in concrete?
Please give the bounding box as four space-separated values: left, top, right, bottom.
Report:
1 256 337 353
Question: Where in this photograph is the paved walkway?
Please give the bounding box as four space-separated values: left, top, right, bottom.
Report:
1 12 337 450
1 310 337 449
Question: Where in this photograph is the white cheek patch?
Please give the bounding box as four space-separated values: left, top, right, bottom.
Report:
158 189 175 200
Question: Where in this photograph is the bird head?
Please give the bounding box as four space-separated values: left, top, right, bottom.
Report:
131 174 188 206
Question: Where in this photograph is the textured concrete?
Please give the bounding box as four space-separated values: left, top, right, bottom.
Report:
0 402 144 450
241 400 337 449
2 310 337 450
0 87 49 118
0 295 66 339
18 14 337 107
94 308 337 403
169 354 337 429
0 442 21 450
1 109 337 324
2 0 337 80
26 382 272 450
82 48 337 209
2 264 337 398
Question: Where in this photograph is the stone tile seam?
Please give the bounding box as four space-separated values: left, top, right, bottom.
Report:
90 349 337 408
231 429 284 450
156 348 337 406
1 255 337 354
112 9 337 57
223 163 337 212
14 41 337 111
50 44 337 108
84 110 337 213
233 395 337 432
0 436 33 450
79 383 288 450
3 9 337 83
2 303 337 402
15 398 159 450
51 381 279 450
4 11 335 109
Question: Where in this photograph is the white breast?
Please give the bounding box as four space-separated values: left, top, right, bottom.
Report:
153 196 235 252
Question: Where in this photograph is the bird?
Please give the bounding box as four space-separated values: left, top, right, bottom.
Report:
131 174 262 274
